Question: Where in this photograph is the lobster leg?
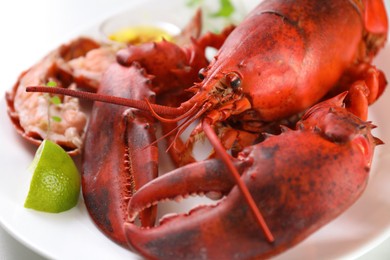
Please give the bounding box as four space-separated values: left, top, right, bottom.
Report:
82 62 158 248
124 93 380 259
214 127 260 158
346 65 387 120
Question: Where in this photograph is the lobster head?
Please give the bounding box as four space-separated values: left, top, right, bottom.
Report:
124 92 381 259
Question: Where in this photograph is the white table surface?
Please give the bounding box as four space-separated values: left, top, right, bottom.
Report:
1 0 390 259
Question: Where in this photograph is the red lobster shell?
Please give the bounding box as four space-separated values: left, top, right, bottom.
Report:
19 0 388 259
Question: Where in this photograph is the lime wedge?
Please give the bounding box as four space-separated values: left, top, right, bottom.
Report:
24 140 80 213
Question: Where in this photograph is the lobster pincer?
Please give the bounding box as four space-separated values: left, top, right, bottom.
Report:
124 92 381 259
82 62 158 247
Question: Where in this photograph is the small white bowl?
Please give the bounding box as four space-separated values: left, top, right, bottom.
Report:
99 8 181 45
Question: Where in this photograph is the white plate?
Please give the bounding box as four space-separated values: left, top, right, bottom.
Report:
1 0 390 259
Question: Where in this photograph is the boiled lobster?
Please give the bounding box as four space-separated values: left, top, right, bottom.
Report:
23 0 388 259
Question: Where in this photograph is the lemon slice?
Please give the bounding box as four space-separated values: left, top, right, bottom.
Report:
24 140 80 213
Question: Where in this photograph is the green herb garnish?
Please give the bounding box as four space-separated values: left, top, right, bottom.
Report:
186 0 203 7
50 96 61 105
51 116 62 123
211 0 235 18
46 81 58 87
44 81 63 138
185 0 240 33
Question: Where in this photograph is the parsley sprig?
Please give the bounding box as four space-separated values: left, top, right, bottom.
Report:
186 0 243 32
211 0 235 18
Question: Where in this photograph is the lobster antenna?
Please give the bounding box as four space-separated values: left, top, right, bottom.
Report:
26 86 185 117
203 119 275 243
144 98 199 123
142 114 194 151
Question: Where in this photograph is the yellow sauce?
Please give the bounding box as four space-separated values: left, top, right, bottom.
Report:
109 25 174 45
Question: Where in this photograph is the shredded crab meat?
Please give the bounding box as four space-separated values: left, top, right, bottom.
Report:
68 46 117 89
10 38 118 151
14 81 87 150
11 48 87 150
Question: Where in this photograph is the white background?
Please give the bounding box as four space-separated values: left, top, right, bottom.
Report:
0 0 390 259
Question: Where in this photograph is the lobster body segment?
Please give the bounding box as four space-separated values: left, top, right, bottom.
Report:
124 93 379 259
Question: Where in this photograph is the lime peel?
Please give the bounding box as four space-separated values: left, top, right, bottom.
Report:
24 140 80 213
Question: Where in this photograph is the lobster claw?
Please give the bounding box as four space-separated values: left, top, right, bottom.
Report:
82 62 158 247
124 93 379 259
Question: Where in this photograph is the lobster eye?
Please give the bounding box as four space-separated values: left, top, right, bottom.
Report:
226 72 242 89
198 68 206 80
